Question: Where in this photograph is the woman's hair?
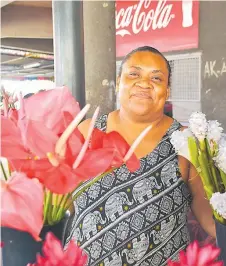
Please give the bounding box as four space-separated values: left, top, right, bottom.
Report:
118 46 171 86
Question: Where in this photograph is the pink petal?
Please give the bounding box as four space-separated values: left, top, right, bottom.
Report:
43 233 64 261
1 137 29 159
186 241 198 265
41 163 81 194
21 87 80 135
89 128 105 149
198 245 220 265
18 119 58 158
74 148 115 179
1 172 44 240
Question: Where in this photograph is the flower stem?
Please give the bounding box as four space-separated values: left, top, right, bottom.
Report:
47 193 53 225
56 193 71 221
43 190 52 224
205 139 221 192
220 169 226 190
198 152 215 200
0 161 8 181
51 193 60 221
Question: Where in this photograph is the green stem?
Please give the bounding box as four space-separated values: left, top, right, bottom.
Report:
198 152 215 200
220 169 226 190
47 192 53 225
51 194 60 221
205 139 221 192
56 193 71 221
0 162 8 181
43 190 52 224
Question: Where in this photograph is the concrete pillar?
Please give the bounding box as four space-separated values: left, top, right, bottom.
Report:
83 1 116 116
52 0 86 108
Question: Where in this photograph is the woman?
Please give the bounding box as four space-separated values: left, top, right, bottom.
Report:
65 46 215 265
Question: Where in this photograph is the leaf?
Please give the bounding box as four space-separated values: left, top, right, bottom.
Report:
188 136 200 169
1 172 44 240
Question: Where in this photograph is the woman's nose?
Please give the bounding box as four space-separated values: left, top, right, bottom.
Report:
136 79 153 89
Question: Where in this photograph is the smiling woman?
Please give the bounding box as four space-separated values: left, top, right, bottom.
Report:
65 46 215 266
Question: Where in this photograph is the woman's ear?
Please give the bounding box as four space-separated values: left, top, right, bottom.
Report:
166 86 170 101
116 76 120 92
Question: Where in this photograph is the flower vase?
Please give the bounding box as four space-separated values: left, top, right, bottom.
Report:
215 219 226 264
1 214 70 266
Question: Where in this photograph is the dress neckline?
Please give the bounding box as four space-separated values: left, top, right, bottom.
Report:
96 114 181 161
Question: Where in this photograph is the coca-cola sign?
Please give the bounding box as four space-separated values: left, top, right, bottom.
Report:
116 0 199 57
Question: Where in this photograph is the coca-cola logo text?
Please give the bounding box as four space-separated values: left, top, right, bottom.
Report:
116 0 175 36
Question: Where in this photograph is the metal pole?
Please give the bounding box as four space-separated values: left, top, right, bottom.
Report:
52 0 86 108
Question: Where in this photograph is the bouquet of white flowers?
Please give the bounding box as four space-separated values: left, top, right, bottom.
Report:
170 112 226 224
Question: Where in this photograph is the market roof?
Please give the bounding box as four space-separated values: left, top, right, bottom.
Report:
1 0 54 80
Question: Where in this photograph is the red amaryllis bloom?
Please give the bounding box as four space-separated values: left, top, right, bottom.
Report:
90 128 140 172
27 232 87 266
2 106 115 194
167 241 223 266
1 172 44 241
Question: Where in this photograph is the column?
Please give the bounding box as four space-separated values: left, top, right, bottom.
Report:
83 1 116 116
52 0 86 108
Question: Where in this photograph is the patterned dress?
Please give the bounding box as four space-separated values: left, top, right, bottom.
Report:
65 115 192 266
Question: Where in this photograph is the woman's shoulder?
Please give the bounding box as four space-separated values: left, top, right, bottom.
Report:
78 110 117 137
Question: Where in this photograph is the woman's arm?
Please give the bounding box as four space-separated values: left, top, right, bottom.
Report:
188 163 216 238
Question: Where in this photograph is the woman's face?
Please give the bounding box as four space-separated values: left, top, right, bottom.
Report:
118 51 169 118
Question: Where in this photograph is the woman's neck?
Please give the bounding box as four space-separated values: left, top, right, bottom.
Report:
118 108 165 130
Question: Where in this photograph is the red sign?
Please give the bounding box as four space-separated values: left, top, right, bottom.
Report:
116 0 199 58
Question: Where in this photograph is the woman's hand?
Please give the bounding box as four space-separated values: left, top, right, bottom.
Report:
188 163 216 238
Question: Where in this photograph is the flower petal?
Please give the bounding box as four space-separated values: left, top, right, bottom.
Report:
1 172 43 240
41 164 81 194
18 119 59 158
20 87 80 135
74 148 115 179
89 128 105 149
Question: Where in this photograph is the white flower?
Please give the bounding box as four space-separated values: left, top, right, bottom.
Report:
170 129 193 161
214 136 226 173
210 192 226 219
188 112 208 141
207 120 223 143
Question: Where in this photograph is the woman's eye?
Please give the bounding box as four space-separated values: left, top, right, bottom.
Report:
152 77 162 82
129 72 139 77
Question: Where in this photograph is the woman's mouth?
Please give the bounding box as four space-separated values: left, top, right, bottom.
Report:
131 92 152 99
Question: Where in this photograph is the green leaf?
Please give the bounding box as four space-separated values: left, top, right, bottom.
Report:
188 136 200 170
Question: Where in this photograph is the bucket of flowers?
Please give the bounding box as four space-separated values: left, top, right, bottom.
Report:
170 112 226 263
0 86 151 266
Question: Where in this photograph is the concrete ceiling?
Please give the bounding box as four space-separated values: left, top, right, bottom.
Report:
1 0 54 79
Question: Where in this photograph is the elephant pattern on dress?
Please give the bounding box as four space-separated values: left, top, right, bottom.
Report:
82 211 106 240
105 192 134 222
132 176 162 203
64 116 192 266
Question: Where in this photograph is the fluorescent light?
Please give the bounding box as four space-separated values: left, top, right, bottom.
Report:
23 63 41 69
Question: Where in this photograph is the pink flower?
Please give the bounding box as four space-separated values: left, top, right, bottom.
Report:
27 232 87 266
167 241 223 266
1 172 44 241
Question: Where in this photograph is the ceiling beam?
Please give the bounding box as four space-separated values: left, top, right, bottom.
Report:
1 38 53 53
1 5 53 38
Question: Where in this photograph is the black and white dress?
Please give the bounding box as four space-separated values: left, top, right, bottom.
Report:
65 115 192 266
